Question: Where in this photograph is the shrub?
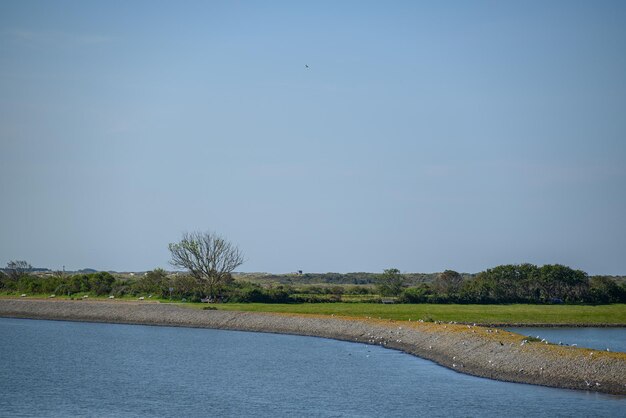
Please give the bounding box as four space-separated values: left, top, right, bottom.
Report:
399 285 432 303
133 268 170 298
89 272 115 296
376 268 405 297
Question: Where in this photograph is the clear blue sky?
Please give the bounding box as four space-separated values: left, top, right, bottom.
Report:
1 1 625 274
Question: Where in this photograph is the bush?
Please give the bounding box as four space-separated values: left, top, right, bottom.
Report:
290 294 339 303
0 271 8 290
228 286 266 303
225 283 292 303
376 268 405 297
133 268 170 298
110 281 131 297
399 285 432 303
343 285 372 295
588 276 623 304
89 272 115 296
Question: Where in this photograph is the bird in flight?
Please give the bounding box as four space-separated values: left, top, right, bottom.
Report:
305 64 309 69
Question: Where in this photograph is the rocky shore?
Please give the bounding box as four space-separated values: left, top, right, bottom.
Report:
1 299 625 395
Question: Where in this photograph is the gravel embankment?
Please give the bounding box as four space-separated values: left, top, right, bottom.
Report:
1 299 625 395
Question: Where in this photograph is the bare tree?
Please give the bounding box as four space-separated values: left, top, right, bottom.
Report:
168 231 245 298
6 260 32 281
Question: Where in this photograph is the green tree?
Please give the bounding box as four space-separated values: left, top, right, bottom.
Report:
40 276 62 294
68 274 91 295
459 277 492 303
589 276 623 304
376 268 404 297
433 270 464 295
88 272 115 296
17 276 40 293
400 284 432 303
134 268 170 297
537 264 588 302
465 264 540 303
171 274 201 299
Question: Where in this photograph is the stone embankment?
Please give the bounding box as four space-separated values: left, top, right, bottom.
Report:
1 299 625 395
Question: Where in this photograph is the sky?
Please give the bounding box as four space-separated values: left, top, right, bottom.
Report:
1 1 625 275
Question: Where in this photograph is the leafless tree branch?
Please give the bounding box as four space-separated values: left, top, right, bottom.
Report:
168 231 245 297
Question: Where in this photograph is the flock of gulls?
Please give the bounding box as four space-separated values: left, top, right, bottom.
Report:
348 318 614 390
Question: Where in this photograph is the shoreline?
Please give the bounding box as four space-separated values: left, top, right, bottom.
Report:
1 299 625 395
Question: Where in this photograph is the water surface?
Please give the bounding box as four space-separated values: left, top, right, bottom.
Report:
507 327 626 352
0 318 623 417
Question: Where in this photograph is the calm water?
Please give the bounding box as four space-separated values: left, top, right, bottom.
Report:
507 327 626 353
0 318 624 417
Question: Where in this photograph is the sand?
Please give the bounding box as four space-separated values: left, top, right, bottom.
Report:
1 299 625 395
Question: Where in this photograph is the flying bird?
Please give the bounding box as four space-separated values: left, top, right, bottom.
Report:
305 64 309 69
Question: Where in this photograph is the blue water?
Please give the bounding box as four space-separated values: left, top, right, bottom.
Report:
0 318 623 417
507 327 626 353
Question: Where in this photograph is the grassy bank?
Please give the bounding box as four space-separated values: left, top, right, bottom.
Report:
4 294 625 325
210 303 626 325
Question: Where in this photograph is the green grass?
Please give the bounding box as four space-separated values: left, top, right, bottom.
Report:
209 303 626 325
4 293 624 325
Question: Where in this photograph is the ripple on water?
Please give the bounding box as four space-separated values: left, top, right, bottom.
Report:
0 318 624 417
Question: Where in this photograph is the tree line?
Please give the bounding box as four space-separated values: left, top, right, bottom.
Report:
383 264 626 304
2 231 624 304
2 261 624 305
